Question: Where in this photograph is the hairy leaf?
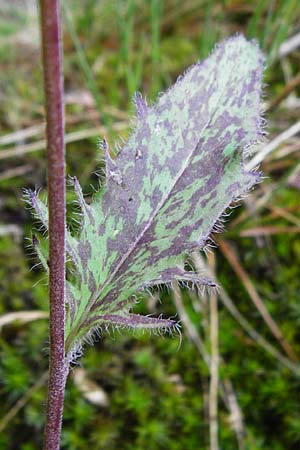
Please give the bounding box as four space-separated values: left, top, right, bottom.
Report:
27 35 265 353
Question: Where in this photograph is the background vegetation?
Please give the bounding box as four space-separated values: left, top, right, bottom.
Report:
1 1 300 449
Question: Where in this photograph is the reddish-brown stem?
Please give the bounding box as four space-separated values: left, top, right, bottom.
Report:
40 1 67 449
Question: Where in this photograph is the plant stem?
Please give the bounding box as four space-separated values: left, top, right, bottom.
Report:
39 1 67 449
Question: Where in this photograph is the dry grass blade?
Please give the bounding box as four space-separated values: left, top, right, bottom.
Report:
0 164 33 181
247 121 300 170
221 379 246 450
0 311 48 330
266 204 300 227
172 280 209 365
267 70 300 112
218 240 297 361
230 188 273 229
218 285 300 376
172 281 246 449
239 226 300 237
279 32 300 58
0 122 128 160
288 161 300 189
0 105 127 147
230 172 300 233
208 253 219 450
274 140 300 159
192 253 300 377
0 224 22 240
0 124 45 146
0 371 48 433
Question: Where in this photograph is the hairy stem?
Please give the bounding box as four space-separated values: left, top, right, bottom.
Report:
40 1 67 449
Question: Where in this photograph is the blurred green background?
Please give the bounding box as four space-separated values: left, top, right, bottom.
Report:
1 1 300 449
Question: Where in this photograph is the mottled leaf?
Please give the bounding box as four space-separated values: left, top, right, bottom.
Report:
27 35 265 353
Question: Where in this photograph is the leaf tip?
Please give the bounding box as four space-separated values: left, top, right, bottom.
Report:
133 91 148 119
